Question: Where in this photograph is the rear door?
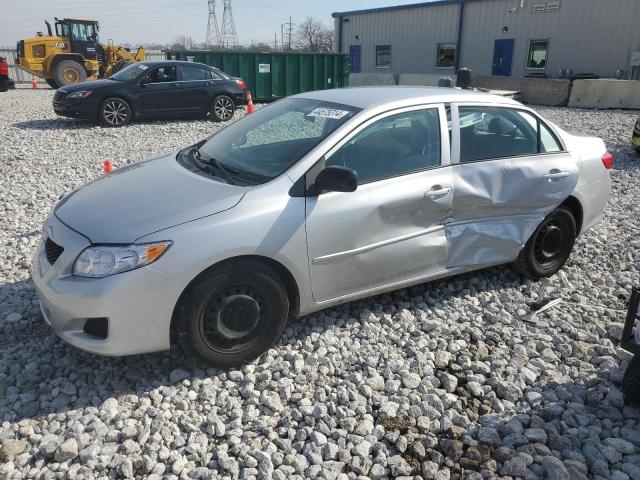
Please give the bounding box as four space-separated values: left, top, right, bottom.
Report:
178 65 215 114
446 103 579 268
305 105 453 302
137 65 181 116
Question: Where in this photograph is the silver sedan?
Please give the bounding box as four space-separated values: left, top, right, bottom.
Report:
32 87 612 367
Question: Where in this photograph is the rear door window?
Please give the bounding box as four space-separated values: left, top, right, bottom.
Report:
458 106 562 163
181 66 212 81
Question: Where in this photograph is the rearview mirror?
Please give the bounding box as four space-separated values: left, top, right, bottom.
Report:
314 166 358 193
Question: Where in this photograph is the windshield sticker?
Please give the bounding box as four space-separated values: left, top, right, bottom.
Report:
138 65 148 70
306 108 350 119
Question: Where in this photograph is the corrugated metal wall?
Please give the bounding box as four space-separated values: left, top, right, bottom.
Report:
335 0 640 78
461 0 640 77
336 3 460 75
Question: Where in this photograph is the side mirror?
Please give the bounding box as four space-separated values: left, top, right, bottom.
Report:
314 165 358 193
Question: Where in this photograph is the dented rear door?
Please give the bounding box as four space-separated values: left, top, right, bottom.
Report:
446 103 579 268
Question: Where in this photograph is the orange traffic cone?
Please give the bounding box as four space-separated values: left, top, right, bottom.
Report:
103 160 113 174
246 91 255 114
31 76 38 89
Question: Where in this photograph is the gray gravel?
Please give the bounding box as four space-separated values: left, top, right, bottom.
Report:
1 88 640 480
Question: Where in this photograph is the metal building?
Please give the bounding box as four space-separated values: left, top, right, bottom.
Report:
333 0 640 79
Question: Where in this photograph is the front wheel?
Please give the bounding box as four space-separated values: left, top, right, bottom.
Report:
175 261 289 368
54 60 87 86
99 97 132 127
512 206 576 279
210 95 235 122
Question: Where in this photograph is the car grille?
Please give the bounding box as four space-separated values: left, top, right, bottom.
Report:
53 91 66 102
45 238 64 265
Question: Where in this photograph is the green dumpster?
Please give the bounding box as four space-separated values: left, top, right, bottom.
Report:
165 50 350 102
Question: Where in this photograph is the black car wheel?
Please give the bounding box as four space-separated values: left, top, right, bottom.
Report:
513 206 576 279
99 97 132 127
45 79 60 89
175 260 289 368
211 95 235 122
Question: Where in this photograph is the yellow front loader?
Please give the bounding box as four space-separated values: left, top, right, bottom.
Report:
16 18 144 88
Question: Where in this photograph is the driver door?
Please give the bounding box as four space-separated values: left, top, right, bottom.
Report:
69 22 98 60
137 66 182 116
305 105 453 302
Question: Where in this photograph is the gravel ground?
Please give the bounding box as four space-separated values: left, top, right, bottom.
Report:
1 88 639 480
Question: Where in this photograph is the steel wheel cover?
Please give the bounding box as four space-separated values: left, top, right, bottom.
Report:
63 68 79 83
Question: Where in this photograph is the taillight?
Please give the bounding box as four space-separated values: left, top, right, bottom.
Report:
236 79 246 90
601 152 613 169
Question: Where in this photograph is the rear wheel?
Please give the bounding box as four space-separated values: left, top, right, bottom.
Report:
45 79 60 89
623 356 640 405
54 60 87 86
175 261 289 368
210 95 235 122
99 97 132 127
513 206 576 279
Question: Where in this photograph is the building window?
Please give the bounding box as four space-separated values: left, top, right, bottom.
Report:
527 40 549 69
376 45 391 68
436 43 456 68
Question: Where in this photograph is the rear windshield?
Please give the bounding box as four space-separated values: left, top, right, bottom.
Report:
109 63 149 81
198 98 360 183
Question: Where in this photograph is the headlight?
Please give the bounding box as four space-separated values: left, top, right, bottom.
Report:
67 90 93 99
73 241 171 278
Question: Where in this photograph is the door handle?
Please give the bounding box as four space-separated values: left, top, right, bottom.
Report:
424 186 451 198
543 171 570 181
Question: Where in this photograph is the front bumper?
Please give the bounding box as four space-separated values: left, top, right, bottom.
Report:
52 99 97 120
621 288 640 356
32 214 174 356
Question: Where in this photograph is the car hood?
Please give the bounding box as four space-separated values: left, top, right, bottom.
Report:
59 79 119 93
54 152 246 243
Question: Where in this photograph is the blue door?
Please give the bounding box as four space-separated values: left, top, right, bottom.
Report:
492 39 514 76
349 45 361 73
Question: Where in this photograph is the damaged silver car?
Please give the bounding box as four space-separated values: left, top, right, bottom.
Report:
33 87 612 367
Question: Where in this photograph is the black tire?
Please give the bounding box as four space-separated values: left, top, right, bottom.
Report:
0 82 7 93
45 79 60 89
175 261 289 368
210 95 235 122
99 97 132 127
54 60 87 86
512 206 576 279
623 356 640 405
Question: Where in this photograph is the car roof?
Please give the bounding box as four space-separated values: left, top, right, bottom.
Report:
139 60 215 68
295 86 521 109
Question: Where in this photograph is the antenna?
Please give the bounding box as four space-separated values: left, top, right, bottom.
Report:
221 0 239 49
206 0 222 47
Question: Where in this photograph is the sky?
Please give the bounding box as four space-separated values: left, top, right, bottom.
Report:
1 0 427 48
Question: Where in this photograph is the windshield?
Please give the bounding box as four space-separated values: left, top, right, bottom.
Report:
109 63 149 81
198 98 360 183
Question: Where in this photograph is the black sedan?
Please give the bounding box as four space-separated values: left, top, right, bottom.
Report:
52 61 247 127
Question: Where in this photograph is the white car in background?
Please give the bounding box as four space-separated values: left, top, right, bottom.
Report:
32 87 612 367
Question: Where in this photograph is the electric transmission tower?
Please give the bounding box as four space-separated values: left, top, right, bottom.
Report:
206 0 222 47
220 0 239 49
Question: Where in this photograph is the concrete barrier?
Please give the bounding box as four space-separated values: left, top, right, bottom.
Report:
398 74 445 87
471 76 571 106
569 79 640 109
